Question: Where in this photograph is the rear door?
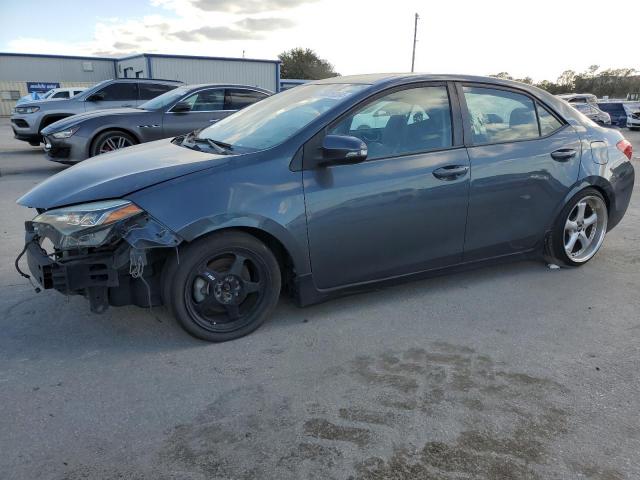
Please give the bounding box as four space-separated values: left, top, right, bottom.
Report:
138 83 176 106
224 88 269 117
162 88 226 137
303 83 470 289
459 84 582 260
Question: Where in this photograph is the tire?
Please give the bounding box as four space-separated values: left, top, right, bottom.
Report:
548 188 608 267
163 231 281 342
90 130 136 157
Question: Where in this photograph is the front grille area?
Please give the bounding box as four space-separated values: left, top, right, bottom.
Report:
11 118 29 128
47 145 70 159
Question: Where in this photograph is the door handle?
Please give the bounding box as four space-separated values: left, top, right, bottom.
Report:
551 149 577 161
433 165 469 180
122 104 134 108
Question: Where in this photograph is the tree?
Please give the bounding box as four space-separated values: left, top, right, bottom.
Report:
278 48 339 80
557 70 577 90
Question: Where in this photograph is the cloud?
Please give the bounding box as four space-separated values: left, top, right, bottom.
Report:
190 0 317 13
113 41 139 50
235 17 295 30
171 26 262 42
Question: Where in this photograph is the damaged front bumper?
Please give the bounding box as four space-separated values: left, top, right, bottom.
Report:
18 215 182 313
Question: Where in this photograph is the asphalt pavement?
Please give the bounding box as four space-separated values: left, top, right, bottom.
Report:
1 118 639 480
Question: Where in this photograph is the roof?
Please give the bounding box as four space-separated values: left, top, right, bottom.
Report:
0 52 279 65
175 83 273 94
310 73 545 90
0 52 116 62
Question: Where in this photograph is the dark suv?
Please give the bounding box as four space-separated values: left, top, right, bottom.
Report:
596 102 629 127
10 78 182 145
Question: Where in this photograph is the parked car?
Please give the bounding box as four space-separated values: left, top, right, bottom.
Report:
597 101 632 127
10 78 181 146
15 88 85 107
41 84 272 163
16 74 635 342
571 103 611 126
557 93 598 104
624 103 640 130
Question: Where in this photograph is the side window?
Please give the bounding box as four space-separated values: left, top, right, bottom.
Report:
97 83 138 101
536 102 563 136
463 86 539 144
179 89 224 112
139 83 175 100
224 89 268 110
52 91 69 99
328 86 452 160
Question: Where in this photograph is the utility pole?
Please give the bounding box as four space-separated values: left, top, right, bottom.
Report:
411 13 419 72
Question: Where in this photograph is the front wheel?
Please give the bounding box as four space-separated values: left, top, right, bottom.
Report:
549 188 608 266
90 130 136 157
163 231 281 342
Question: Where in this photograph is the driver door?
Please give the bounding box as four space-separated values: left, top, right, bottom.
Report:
303 83 470 289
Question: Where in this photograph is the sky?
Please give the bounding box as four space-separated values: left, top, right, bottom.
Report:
1 0 639 82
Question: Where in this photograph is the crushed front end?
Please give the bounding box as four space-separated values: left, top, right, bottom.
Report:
16 200 182 313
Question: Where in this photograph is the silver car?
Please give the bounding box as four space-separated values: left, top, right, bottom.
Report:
10 78 181 146
40 84 272 163
572 103 612 126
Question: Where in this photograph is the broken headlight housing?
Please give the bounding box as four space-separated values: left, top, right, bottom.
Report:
32 200 143 249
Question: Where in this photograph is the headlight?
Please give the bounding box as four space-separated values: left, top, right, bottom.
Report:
51 126 79 139
15 106 40 114
32 200 143 249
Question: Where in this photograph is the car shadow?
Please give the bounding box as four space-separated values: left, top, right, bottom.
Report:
1 258 547 359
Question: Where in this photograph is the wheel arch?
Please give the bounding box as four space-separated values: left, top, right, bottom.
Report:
39 113 73 132
177 215 311 284
88 127 141 157
547 177 615 233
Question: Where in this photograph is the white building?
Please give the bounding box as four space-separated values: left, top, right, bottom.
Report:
0 52 281 116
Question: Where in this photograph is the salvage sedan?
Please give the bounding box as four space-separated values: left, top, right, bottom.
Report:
16 74 635 342
41 84 271 163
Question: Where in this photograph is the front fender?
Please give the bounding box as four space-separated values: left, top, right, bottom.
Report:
125 149 311 276
178 213 310 275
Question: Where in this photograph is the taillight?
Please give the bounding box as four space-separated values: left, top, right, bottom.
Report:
617 139 633 160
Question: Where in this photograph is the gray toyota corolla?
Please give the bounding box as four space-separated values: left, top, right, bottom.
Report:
15 74 635 342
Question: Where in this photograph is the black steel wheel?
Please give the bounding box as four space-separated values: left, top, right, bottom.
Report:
163 231 281 342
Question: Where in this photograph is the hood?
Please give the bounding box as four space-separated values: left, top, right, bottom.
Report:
17 139 231 209
42 108 144 133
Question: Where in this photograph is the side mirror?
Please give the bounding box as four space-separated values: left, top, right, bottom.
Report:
86 92 105 102
171 101 192 113
320 135 368 166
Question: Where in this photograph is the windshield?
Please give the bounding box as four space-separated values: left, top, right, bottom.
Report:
139 86 189 110
42 90 55 99
76 79 110 99
196 83 368 150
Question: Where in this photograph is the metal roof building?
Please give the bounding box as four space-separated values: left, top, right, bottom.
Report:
0 52 280 115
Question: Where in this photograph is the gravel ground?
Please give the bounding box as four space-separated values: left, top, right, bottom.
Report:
1 118 639 480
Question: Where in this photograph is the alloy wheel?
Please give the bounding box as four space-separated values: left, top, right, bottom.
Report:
563 195 607 263
98 135 133 154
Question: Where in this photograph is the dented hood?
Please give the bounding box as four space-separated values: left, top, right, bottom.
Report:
17 138 230 209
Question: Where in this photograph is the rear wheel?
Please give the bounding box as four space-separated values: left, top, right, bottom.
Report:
90 131 136 157
163 231 281 342
549 188 608 266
